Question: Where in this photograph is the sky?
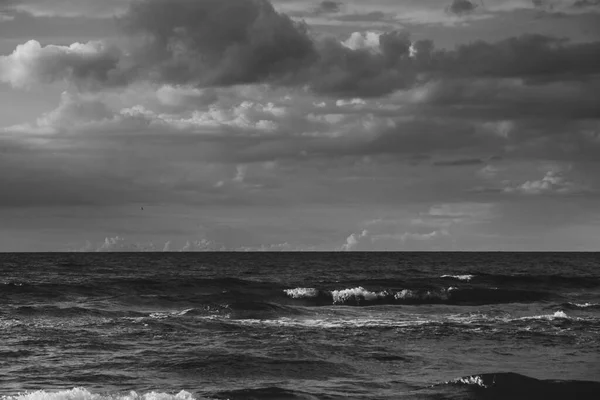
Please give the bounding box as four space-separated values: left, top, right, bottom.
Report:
1 0 600 252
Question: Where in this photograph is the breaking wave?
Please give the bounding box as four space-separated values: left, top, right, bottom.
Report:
442 372 600 399
563 302 600 310
282 286 550 306
0 388 208 400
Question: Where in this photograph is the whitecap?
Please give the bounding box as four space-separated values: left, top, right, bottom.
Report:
330 286 387 304
441 274 475 281
283 287 319 299
569 302 598 308
449 375 488 388
518 311 571 321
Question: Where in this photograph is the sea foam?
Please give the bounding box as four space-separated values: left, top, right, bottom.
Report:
518 311 570 321
1 388 210 400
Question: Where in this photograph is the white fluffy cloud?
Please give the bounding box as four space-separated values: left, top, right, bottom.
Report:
504 171 580 195
338 228 451 251
0 40 125 89
341 31 383 51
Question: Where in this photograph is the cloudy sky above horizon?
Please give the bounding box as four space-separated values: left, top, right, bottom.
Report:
1 0 600 251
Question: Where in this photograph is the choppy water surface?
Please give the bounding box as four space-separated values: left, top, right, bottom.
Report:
1 252 599 399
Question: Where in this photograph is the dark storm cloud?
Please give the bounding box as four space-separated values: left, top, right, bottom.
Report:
424 34 600 80
410 78 600 121
120 0 316 87
307 31 416 97
3 0 600 98
119 0 417 96
447 0 478 15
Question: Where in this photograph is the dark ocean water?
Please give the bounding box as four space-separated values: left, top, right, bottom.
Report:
1 252 600 400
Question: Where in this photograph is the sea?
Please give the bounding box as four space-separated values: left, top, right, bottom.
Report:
1 252 599 400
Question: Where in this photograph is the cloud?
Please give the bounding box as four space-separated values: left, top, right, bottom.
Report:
447 0 479 15
428 35 600 81
1 0 128 18
338 228 451 251
0 1 430 97
504 170 580 195
479 164 501 178
314 1 342 14
4 0 600 101
97 236 157 252
427 203 494 220
308 30 417 97
120 0 417 97
340 229 370 251
529 0 600 13
341 31 382 51
0 39 127 90
572 0 600 8
121 0 316 87
155 85 218 110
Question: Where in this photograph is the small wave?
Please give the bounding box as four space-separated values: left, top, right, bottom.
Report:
213 387 321 399
11 305 145 319
563 302 600 310
518 311 571 321
441 274 475 281
442 372 600 399
238 317 431 329
471 273 600 288
148 308 195 319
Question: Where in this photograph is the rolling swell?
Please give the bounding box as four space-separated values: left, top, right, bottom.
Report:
3 275 559 310
4 270 590 312
464 273 600 288
443 372 600 400
212 387 329 399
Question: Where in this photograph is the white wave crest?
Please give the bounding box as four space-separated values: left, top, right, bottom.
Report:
569 302 598 308
239 317 431 329
1 388 212 400
394 288 450 301
283 288 319 299
441 274 475 281
450 375 488 388
330 286 387 304
519 311 570 321
149 309 194 320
